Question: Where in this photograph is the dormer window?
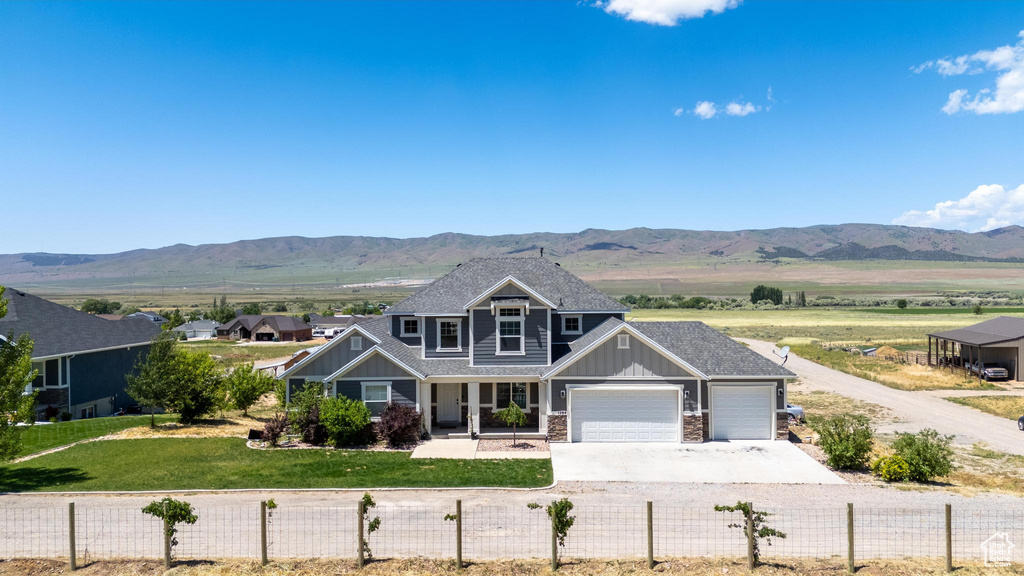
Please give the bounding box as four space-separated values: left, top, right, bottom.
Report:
400 317 421 337
497 307 524 355
561 314 582 336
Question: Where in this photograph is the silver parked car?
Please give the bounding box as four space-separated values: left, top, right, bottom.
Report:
786 403 805 424
970 361 1008 381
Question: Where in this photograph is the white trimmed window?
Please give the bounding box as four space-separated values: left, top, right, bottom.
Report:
351 336 363 351
400 317 421 337
497 307 524 355
31 361 45 389
561 315 582 335
617 334 630 349
361 382 391 418
495 382 528 411
437 319 462 352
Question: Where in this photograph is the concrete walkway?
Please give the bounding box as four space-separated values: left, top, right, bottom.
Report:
742 339 1024 456
410 439 550 460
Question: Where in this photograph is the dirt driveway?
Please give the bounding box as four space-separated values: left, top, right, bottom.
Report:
742 339 1024 455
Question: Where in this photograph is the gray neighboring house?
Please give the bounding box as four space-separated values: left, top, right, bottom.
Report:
172 319 221 340
0 289 161 419
279 257 794 443
126 311 168 324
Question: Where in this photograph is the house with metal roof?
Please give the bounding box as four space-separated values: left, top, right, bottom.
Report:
928 317 1024 381
278 257 795 443
0 289 161 420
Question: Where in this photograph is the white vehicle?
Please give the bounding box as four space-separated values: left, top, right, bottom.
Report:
971 361 1008 381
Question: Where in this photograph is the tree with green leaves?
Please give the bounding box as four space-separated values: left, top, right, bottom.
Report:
750 285 784 305
225 362 275 416
495 401 528 446
142 497 198 564
714 501 786 565
160 308 186 331
0 287 39 460
80 298 122 315
125 332 224 425
896 298 908 309
125 332 178 427
241 302 262 315
208 296 237 325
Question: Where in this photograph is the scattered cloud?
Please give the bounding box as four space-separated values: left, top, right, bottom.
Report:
915 30 1024 115
594 0 741 27
673 107 684 116
893 184 1024 232
725 101 757 116
693 100 717 119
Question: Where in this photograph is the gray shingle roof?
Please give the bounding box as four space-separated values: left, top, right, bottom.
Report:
929 316 1024 346
386 258 629 315
172 320 221 332
221 315 310 333
0 289 161 358
627 322 795 378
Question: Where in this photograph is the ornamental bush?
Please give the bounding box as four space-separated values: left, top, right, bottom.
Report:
320 396 373 447
872 454 911 482
377 403 421 447
891 428 954 482
263 413 288 446
289 381 327 445
813 414 874 470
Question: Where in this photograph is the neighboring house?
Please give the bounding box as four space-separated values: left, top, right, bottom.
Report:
217 315 312 342
172 319 221 340
96 314 124 321
0 289 161 420
928 316 1024 381
126 311 168 324
279 257 794 443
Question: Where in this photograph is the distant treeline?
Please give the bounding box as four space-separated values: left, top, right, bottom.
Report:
619 294 715 309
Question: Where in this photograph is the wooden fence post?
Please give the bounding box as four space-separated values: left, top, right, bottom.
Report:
646 501 654 569
945 503 953 573
551 507 558 572
162 501 171 571
847 503 854 574
456 499 463 570
357 500 366 568
746 502 754 571
260 501 268 566
68 502 76 571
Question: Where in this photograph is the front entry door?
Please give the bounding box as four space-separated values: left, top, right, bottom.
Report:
438 383 461 424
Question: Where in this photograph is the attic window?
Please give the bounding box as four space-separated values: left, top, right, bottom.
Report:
561 315 582 336
617 334 630 349
351 336 363 351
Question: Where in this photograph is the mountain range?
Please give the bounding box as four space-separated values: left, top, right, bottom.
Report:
3 223 1024 292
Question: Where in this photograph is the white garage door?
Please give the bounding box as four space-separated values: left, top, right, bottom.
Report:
711 385 773 440
571 388 678 442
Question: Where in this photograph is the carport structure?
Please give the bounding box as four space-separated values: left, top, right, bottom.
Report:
928 316 1024 382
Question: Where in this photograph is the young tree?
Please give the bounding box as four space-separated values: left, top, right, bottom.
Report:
495 402 528 446
208 297 237 324
142 498 198 565
241 302 262 315
80 298 122 315
125 332 179 427
0 287 39 460
160 309 186 330
125 333 224 425
225 362 275 416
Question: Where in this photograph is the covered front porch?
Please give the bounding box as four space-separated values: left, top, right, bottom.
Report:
422 380 546 439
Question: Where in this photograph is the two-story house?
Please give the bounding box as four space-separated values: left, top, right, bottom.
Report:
279 257 795 443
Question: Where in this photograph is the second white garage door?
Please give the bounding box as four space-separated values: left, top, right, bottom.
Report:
711 385 773 440
571 388 678 442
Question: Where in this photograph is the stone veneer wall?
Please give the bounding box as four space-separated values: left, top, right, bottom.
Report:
547 414 567 442
683 414 704 442
776 412 789 440
702 413 710 440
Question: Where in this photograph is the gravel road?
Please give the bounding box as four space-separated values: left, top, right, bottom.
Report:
741 339 1024 455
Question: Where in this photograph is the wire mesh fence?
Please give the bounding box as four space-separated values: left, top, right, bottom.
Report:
1 502 1023 566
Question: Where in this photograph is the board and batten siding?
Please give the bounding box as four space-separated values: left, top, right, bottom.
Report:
550 378 697 412
288 334 365 379
343 353 418 379
473 302 548 366
557 333 692 378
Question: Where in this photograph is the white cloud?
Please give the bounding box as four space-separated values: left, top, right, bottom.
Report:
673 107 684 116
693 100 717 119
597 0 741 26
725 101 758 116
917 30 1024 115
893 184 1024 231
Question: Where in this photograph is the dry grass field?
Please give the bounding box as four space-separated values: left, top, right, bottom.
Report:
948 396 1024 421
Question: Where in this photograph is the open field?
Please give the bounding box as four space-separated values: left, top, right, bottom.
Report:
0 437 553 492
182 340 323 369
1 558 1015 576
947 396 1024 421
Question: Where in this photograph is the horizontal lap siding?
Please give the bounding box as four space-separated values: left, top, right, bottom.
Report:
423 317 469 359
73 346 151 413
559 335 690 378
473 305 548 366
336 380 417 408
289 334 363 378
390 316 422 347
550 379 696 412
550 313 623 344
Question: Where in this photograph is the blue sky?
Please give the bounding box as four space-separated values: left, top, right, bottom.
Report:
2 1 1023 254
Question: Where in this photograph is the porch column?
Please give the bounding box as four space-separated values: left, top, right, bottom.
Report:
421 381 432 433
468 382 480 435
538 381 549 433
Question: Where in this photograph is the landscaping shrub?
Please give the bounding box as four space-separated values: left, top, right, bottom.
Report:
376 403 421 447
320 396 373 447
142 497 198 562
289 381 327 445
714 501 786 565
263 413 288 446
224 362 274 416
890 428 954 482
813 413 874 470
872 454 911 482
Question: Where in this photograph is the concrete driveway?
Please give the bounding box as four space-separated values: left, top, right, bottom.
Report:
550 441 844 484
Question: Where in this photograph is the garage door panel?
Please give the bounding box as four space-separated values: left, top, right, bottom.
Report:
711 386 772 440
571 388 679 442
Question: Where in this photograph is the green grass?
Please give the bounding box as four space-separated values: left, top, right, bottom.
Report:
18 415 178 457
0 438 553 492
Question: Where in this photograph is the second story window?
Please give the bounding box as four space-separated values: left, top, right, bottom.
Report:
561 315 582 335
400 317 421 337
437 319 462 352
497 307 524 355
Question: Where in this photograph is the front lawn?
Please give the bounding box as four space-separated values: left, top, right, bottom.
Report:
18 415 178 457
0 438 553 492
947 396 1024 420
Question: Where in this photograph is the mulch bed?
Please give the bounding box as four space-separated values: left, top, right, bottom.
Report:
477 439 549 452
